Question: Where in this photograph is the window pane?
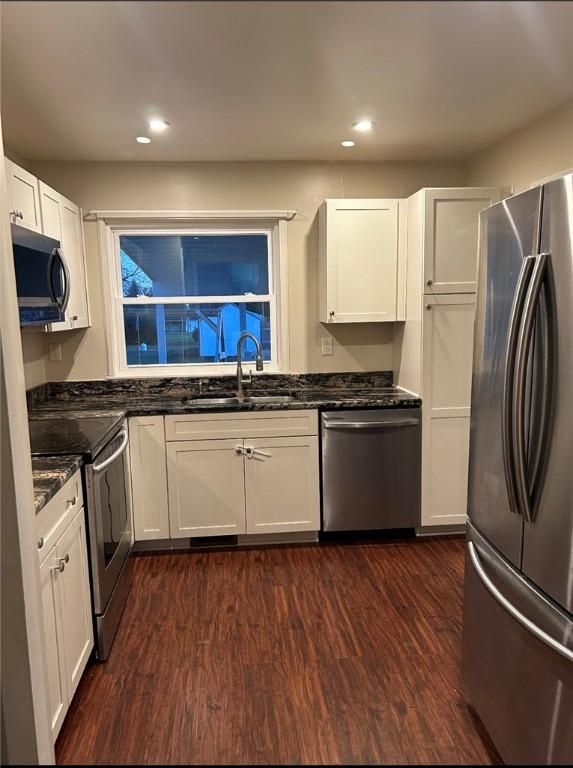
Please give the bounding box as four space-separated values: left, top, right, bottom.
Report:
123 303 272 366
120 234 269 298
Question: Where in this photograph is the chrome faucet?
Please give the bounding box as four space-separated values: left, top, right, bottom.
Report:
236 332 264 400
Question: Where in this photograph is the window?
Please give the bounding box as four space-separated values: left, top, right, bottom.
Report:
101 218 289 377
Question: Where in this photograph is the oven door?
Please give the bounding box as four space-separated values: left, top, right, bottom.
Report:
85 426 131 615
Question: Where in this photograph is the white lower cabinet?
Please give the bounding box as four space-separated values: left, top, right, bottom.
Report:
421 294 476 526
167 439 247 538
37 487 93 742
129 416 170 540
135 411 321 541
56 510 93 702
39 549 67 739
244 436 320 534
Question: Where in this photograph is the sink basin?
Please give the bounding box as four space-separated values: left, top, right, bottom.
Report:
186 397 241 406
185 394 295 407
242 395 295 404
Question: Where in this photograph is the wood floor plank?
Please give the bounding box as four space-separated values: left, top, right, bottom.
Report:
56 537 500 765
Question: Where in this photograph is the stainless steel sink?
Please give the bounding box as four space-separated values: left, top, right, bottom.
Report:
185 394 295 407
186 397 241 406
242 395 295 404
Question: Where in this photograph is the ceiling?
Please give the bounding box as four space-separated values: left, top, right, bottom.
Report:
2 1 572 162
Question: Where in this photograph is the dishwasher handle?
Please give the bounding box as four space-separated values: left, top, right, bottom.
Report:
323 418 419 430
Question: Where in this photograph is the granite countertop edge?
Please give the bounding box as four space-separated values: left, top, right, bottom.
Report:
31 387 422 513
32 455 84 515
29 391 422 420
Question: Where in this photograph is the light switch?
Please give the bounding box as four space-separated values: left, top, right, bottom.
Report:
48 343 63 362
321 336 333 356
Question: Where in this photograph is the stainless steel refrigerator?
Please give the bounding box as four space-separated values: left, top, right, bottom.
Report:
463 174 573 765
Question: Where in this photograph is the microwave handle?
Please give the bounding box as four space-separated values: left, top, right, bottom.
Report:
49 248 71 314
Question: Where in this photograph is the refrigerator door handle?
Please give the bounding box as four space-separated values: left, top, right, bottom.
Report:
468 542 573 663
502 255 535 517
513 252 549 523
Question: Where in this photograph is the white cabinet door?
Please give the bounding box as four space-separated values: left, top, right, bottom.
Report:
5 158 41 232
57 509 93 702
320 199 404 323
425 415 471 528
38 181 62 240
423 188 504 294
39 548 67 740
39 182 90 331
129 416 170 541
244 436 320 534
421 294 476 526
60 197 90 329
167 439 246 538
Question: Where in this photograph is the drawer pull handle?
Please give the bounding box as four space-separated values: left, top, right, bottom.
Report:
37 537 44 549
67 495 78 507
52 557 68 573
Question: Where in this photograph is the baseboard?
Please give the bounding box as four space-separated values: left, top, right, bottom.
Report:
132 530 319 554
415 524 466 537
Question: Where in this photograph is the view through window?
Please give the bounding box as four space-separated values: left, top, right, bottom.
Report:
118 233 274 367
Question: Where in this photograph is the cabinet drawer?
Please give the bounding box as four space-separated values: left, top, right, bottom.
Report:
36 470 83 563
165 409 318 441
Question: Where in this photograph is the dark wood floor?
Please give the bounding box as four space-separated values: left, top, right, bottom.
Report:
56 536 499 765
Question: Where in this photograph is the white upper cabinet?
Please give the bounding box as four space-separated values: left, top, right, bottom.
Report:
5 160 90 331
319 198 406 323
38 180 91 331
59 196 90 329
5 158 42 232
421 188 506 294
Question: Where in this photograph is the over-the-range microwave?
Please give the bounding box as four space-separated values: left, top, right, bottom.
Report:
11 223 70 326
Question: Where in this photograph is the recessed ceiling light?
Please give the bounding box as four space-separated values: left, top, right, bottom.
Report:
353 120 375 132
136 136 151 144
149 119 170 132
341 140 355 147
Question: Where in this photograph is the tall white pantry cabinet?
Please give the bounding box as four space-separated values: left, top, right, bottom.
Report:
394 187 506 528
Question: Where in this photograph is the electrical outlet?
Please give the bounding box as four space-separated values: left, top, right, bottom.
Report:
48 343 63 362
321 336 333 356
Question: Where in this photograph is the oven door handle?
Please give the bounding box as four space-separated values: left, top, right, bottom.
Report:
92 429 129 473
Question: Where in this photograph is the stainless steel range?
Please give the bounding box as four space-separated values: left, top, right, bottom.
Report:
29 415 132 660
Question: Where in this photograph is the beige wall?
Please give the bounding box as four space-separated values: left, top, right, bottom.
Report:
20 331 47 389
22 160 467 383
468 100 573 193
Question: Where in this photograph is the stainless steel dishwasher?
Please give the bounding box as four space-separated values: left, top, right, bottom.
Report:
321 409 421 532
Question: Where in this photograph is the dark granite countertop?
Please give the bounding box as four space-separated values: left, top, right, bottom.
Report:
28 373 421 513
32 455 83 514
27 372 421 420
28 388 420 419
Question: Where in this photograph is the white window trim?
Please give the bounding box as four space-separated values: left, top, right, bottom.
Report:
97 213 290 378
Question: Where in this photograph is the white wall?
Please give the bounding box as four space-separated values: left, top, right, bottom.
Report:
22 159 467 383
468 99 573 192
